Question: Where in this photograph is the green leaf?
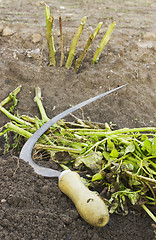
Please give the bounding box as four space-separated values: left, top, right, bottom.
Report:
107 138 115 151
103 150 111 161
152 137 156 156
91 171 104 181
110 148 119 158
143 139 152 154
125 142 135 155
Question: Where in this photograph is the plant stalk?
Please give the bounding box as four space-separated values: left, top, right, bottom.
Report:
34 87 50 123
125 170 156 185
6 122 32 139
45 4 56 66
142 204 156 223
92 22 115 64
35 143 81 153
0 85 22 107
0 106 32 126
65 16 87 69
74 22 103 72
59 16 64 67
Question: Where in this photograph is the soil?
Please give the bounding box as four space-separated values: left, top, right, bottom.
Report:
0 0 156 239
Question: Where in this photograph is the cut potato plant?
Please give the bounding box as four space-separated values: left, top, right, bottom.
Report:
0 86 156 223
45 4 115 72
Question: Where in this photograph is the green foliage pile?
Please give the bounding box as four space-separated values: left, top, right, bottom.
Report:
0 86 156 222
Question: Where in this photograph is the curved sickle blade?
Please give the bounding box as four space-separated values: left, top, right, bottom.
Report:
20 84 128 177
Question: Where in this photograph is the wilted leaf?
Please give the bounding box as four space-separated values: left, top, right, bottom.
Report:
127 191 139 205
75 151 103 173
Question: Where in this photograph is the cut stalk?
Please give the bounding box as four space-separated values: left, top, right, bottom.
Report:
66 16 87 69
45 4 56 66
92 22 115 64
0 85 21 107
0 106 32 126
125 170 156 185
74 22 103 72
59 16 64 67
34 87 50 123
35 143 81 153
6 122 32 139
142 205 156 223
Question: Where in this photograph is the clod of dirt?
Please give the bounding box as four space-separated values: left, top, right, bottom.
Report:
143 32 156 41
32 33 42 43
2 26 16 36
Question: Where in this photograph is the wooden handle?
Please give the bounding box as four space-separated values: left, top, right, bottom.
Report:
58 170 109 227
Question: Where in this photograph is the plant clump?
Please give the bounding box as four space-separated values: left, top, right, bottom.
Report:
0 87 156 223
45 4 115 72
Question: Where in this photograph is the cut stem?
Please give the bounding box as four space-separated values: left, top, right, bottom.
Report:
0 85 22 107
35 143 81 153
6 122 32 139
92 22 115 64
45 4 56 66
0 106 32 126
34 87 50 123
59 16 64 67
74 22 103 72
142 204 156 223
66 16 87 69
125 170 156 185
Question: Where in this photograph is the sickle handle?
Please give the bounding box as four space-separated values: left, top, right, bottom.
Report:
58 170 109 227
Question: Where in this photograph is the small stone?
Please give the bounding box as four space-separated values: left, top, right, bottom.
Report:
60 214 72 225
143 32 156 41
2 26 16 36
32 33 42 43
6 169 13 178
0 24 4 33
1 199 6 204
26 48 40 59
41 185 49 194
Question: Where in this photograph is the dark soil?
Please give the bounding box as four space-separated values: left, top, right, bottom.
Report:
0 0 156 239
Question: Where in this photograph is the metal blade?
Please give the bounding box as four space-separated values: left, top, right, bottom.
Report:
20 83 128 177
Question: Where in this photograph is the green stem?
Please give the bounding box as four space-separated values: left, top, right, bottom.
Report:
0 85 22 107
45 4 56 66
142 204 156 223
92 22 115 64
59 15 64 67
125 170 156 185
66 16 87 69
35 143 81 153
34 87 50 122
74 21 103 72
6 122 32 139
73 127 156 137
0 106 32 126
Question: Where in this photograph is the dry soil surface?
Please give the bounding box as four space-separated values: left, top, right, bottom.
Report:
0 0 156 239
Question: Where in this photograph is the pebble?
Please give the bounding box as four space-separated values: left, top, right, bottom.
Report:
1 199 6 204
26 48 40 59
0 24 4 33
143 32 156 41
6 169 13 178
60 214 72 225
2 26 16 36
32 33 42 43
41 185 49 194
